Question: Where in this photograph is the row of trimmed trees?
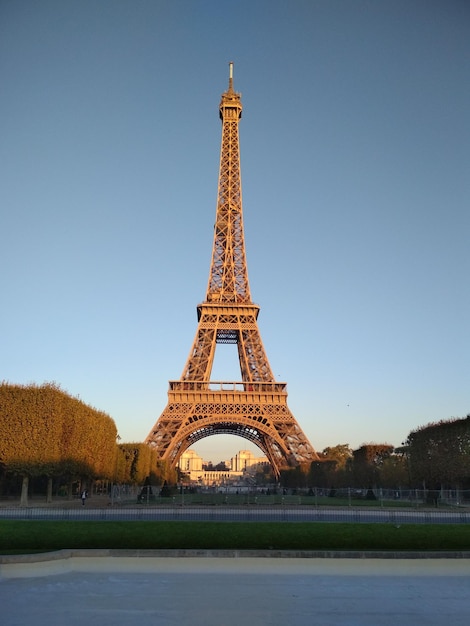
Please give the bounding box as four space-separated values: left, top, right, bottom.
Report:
0 383 176 504
1 382 117 504
405 415 470 489
279 415 470 491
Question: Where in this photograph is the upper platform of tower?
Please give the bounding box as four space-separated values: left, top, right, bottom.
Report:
219 61 242 120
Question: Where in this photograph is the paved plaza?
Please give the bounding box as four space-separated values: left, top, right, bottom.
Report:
2 556 470 626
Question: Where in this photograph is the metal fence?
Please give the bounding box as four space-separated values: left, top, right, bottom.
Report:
1 485 469 523
1 504 470 524
132 486 470 508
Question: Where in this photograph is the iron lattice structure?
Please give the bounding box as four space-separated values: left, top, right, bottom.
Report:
146 64 319 477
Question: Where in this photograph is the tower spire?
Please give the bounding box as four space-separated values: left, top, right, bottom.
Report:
228 61 234 92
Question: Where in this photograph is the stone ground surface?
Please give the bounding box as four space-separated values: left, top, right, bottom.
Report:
1 557 470 626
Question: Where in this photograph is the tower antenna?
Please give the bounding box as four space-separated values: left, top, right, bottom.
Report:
228 61 234 91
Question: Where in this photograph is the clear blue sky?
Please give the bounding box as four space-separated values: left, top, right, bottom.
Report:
1 1 469 464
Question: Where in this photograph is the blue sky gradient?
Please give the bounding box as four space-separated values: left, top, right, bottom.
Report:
1 1 469 463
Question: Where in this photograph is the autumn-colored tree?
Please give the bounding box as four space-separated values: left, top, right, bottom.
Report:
49 388 117 493
0 382 118 504
150 459 177 487
115 443 156 484
0 383 63 505
314 444 354 488
321 444 353 470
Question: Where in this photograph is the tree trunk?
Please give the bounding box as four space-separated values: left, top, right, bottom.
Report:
20 475 29 507
46 477 53 503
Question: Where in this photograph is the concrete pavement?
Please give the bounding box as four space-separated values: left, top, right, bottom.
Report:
1 555 470 625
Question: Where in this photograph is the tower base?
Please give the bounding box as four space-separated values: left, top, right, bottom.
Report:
145 381 319 478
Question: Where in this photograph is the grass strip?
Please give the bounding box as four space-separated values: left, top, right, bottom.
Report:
1 521 470 554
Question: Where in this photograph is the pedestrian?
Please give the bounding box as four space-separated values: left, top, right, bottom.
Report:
81 490 87 506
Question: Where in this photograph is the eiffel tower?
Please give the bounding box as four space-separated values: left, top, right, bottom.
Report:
146 63 319 477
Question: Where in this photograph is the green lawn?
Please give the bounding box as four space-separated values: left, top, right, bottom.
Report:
1 521 470 554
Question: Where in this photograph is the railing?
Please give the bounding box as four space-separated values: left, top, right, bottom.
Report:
0 504 469 524
168 381 287 392
1 487 469 523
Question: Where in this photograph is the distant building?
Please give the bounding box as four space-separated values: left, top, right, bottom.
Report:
178 449 269 486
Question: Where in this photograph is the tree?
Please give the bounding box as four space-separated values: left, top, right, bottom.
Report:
150 460 177 487
0 383 63 504
352 443 394 488
0 382 118 504
315 444 354 488
379 454 409 489
321 444 353 470
407 415 470 489
253 464 275 486
308 460 338 489
280 463 309 489
115 443 156 484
